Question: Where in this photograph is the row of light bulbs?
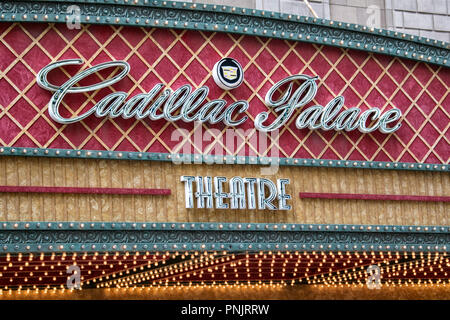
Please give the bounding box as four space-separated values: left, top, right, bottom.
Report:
315 253 448 286
96 251 427 289
1 251 447 291
0 251 168 287
2 250 417 261
2 279 449 296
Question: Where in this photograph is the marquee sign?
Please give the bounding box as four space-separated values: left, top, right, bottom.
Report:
0 1 448 298
37 59 402 134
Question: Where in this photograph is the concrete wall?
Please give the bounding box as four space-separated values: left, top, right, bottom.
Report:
191 0 450 42
388 0 449 42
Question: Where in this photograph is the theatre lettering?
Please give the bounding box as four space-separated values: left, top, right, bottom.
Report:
181 176 291 210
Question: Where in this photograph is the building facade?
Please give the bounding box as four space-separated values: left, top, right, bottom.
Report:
196 0 450 42
0 0 448 300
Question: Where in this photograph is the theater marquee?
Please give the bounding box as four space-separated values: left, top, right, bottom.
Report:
0 0 448 299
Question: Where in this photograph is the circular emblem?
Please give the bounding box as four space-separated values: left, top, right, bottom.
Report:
212 57 244 90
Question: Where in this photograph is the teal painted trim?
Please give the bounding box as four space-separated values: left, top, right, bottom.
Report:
0 146 448 172
0 221 448 253
0 0 449 67
3 221 448 233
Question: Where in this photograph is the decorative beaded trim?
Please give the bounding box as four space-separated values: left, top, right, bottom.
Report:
0 147 448 172
0 0 448 67
0 222 448 253
3 221 448 233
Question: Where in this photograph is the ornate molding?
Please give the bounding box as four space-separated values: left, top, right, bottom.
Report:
0 0 449 67
0 147 448 172
1 222 448 253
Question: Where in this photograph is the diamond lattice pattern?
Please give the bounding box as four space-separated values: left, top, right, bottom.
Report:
0 22 448 164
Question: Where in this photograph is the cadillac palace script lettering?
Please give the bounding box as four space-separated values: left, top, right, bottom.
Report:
37 59 402 134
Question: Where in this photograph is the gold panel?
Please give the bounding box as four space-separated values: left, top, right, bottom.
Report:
1 285 449 300
0 156 448 226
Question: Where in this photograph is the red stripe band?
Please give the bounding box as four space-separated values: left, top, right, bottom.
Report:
0 186 171 196
299 192 450 202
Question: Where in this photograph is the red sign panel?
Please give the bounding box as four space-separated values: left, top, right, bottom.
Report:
0 23 448 164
